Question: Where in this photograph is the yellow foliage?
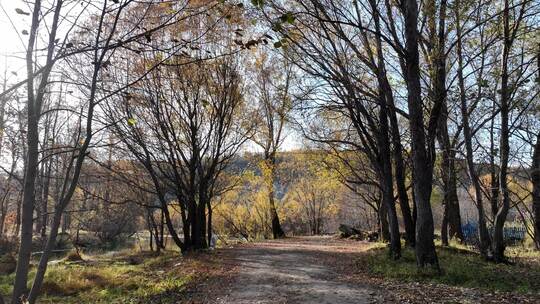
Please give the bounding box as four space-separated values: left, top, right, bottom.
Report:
213 152 345 238
477 173 532 204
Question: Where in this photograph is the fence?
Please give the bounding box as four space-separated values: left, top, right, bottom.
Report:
461 222 527 248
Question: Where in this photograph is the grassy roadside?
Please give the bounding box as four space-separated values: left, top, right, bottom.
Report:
356 245 540 294
0 249 229 304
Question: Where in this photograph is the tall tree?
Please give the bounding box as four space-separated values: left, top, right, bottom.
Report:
12 1 64 301
266 0 404 257
108 50 249 251
402 0 439 268
532 129 540 249
250 53 294 239
533 46 540 250
424 0 464 245
492 0 528 263
454 0 492 257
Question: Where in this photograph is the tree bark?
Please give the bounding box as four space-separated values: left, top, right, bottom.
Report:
532 131 540 250
437 113 464 243
12 1 46 301
402 0 439 269
268 157 285 239
370 0 414 248
389 112 415 247
372 4 400 257
378 195 390 242
377 113 401 258
438 110 463 245
533 46 540 250
489 117 500 219
40 157 52 239
426 0 463 245
492 0 512 263
27 205 63 304
441 207 449 245
207 199 213 247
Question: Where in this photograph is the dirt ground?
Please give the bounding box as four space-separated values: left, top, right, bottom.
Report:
186 236 539 304
213 237 380 304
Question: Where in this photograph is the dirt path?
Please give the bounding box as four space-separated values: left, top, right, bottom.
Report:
189 236 540 304
214 236 380 304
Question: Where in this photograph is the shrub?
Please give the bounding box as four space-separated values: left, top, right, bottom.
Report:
0 237 17 255
0 254 16 275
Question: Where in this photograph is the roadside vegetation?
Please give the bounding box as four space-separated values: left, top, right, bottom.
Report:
357 243 540 294
0 249 231 304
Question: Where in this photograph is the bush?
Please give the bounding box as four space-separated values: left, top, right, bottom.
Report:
0 254 16 275
0 237 17 255
81 204 141 248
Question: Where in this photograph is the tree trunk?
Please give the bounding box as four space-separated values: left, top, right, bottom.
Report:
437 120 464 243
268 157 285 239
378 194 390 242
427 0 463 244
27 206 63 304
455 1 491 258
189 198 201 250
34 163 44 235
489 118 500 219
147 212 155 252
455 0 491 257
492 0 511 263
374 22 400 257
269 196 285 239
149 229 154 252
0 207 5 238
370 0 413 249
207 200 213 247
441 206 448 246
12 1 44 300
378 140 401 258
159 210 165 249
187 186 208 251
40 158 52 239
197 188 208 249
533 131 540 250
402 0 439 269
390 115 415 247
533 47 540 250
162 201 185 252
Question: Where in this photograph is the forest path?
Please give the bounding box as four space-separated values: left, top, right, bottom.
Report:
214 236 380 304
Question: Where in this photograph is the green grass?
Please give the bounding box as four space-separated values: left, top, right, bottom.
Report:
0 251 194 304
359 245 540 293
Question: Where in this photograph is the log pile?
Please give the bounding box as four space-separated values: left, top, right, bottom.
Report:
338 224 379 242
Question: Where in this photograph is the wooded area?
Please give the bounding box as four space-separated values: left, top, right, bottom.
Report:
0 0 539 303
